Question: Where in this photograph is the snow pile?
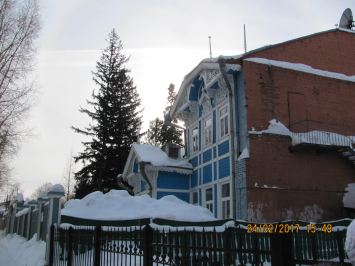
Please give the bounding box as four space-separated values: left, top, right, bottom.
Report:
346 219 355 264
50 184 65 193
133 143 193 169
0 231 46 266
15 208 29 217
249 119 354 148
62 190 216 222
245 58 355 83
344 184 355 208
249 119 291 136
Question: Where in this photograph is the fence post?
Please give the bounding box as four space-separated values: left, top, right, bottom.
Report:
336 229 345 263
45 184 65 266
94 225 102 266
68 226 73 266
26 200 38 240
37 191 49 241
270 232 294 266
143 225 153 266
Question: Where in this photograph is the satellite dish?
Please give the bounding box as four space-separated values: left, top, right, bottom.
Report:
339 8 354 30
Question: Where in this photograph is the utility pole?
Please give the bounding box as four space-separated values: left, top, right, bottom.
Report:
209 36 212 58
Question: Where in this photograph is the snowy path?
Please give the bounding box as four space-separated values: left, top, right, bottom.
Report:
0 231 46 266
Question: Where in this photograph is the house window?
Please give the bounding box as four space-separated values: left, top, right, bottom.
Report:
192 127 199 153
221 183 230 219
205 187 213 213
220 106 229 138
204 117 212 146
192 191 198 205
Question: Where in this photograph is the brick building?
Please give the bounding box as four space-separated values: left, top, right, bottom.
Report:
124 28 355 222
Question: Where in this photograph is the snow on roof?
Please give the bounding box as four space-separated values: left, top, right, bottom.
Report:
245 58 355 83
238 147 250 160
133 143 192 169
62 189 216 222
201 54 242 63
50 184 65 193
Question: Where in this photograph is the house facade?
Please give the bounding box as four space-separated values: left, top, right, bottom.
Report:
124 28 355 222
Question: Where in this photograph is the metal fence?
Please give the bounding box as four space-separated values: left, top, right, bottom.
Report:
49 223 351 266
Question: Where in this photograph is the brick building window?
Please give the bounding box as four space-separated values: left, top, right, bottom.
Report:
220 105 228 138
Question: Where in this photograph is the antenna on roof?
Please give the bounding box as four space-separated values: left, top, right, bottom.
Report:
208 36 212 58
137 123 141 144
244 24 247 53
338 8 354 30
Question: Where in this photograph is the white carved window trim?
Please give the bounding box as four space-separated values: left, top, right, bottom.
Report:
192 126 199 154
204 116 212 147
219 104 229 139
221 182 231 219
205 187 214 214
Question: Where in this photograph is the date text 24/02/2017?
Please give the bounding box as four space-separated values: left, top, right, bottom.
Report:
246 224 332 233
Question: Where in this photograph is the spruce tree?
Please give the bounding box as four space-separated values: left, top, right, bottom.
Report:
144 84 183 147
72 29 142 199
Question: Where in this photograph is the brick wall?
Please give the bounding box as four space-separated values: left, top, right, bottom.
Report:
243 60 355 132
246 133 355 222
230 29 355 76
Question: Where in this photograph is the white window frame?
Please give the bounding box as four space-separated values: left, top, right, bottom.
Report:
221 182 231 219
192 126 199 153
219 105 229 138
204 116 212 147
205 187 213 214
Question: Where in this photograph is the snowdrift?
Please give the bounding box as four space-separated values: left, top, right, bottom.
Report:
62 190 216 222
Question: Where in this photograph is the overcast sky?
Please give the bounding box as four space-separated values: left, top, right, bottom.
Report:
3 0 354 200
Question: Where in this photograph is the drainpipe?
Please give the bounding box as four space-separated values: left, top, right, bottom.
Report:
164 112 187 157
218 56 237 221
117 174 134 196
139 161 153 197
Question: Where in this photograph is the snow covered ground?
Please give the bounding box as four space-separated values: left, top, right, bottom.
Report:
0 231 46 266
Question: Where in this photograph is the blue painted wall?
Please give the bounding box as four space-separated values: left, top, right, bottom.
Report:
199 188 202 206
199 105 203 118
219 157 230 179
213 110 216 144
218 140 229 156
214 162 217 180
191 156 198 167
157 191 189 203
203 149 212 163
187 129 190 158
199 168 201 185
213 146 216 159
191 170 198 188
214 184 217 218
157 171 189 190
199 121 201 151
133 158 139 173
203 164 212 184
141 180 146 192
